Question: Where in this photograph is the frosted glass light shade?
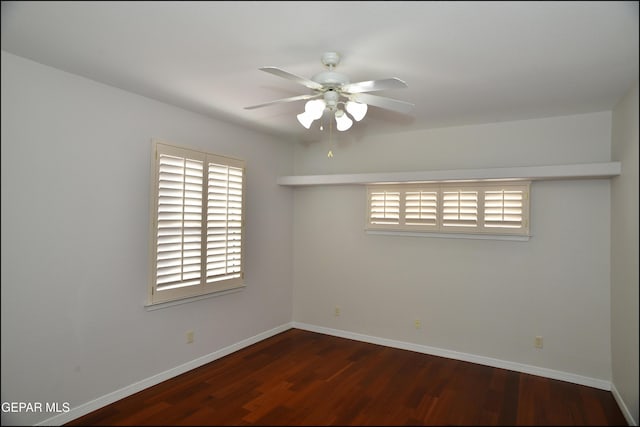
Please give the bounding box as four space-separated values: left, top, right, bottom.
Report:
335 109 353 131
306 99 326 119
346 101 368 121
297 99 326 129
297 111 315 129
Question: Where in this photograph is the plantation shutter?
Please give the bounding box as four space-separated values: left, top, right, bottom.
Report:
369 190 400 225
442 190 478 228
366 182 530 236
156 153 204 291
484 188 526 230
150 142 245 305
405 191 438 227
207 162 244 283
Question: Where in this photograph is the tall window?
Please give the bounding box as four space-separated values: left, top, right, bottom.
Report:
367 181 530 236
149 141 245 305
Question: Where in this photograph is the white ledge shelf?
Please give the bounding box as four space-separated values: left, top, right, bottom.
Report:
277 162 621 186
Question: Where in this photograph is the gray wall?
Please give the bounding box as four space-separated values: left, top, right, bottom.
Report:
292 112 615 384
611 82 639 425
1 51 295 425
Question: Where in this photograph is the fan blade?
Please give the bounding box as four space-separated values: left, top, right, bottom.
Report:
342 77 408 94
259 67 324 90
351 93 414 114
244 93 322 110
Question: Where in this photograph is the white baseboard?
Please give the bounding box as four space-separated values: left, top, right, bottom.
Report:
292 322 612 391
611 383 638 426
37 322 294 426
39 321 622 426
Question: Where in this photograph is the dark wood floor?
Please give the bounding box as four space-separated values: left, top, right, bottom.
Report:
66 328 627 426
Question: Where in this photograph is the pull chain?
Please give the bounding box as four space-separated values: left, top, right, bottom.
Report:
327 111 334 158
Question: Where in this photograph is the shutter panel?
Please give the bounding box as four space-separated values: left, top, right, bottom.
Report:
365 182 529 236
405 191 438 226
156 154 203 291
484 189 524 229
150 142 246 305
369 191 400 225
442 190 478 228
207 162 244 283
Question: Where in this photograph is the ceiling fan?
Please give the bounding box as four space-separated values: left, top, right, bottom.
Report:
244 52 414 131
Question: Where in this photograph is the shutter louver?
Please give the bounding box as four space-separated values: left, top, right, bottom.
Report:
156 154 203 291
484 190 524 229
370 191 400 225
207 163 244 283
442 191 478 228
405 191 438 226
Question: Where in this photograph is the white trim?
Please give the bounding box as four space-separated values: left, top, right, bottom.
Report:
366 230 531 241
292 322 612 391
40 321 618 426
37 323 294 426
611 383 638 426
277 162 621 186
144 286 245 311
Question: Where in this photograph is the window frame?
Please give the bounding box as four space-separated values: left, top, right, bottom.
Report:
148 140 246 306
366 181 530 237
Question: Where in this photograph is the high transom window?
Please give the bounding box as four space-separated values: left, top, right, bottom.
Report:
367 182 530 236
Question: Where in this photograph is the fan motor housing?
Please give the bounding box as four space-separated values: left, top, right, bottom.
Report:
311 71 350 88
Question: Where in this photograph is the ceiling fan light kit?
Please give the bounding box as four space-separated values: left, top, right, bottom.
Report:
245 52 413 132
334 109 353 131
346 101 367 121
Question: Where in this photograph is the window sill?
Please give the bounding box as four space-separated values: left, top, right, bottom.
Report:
366 230 530 241
145 285 245 311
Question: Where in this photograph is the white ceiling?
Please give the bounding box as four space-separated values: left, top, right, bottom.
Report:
2 1 638 143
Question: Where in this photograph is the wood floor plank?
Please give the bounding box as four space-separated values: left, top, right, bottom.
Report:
65 329 628 426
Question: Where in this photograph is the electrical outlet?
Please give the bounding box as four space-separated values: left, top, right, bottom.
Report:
186 331 194 344
334 306 341 317
414 319 421 329
534 336 543 349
